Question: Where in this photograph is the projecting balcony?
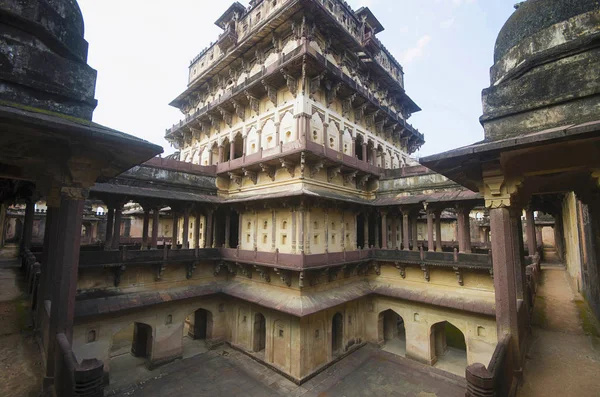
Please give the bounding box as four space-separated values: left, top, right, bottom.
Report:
216 25 237 52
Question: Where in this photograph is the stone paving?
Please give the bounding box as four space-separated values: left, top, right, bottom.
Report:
518 265 600 397
110 344 465 397
0 254 43 397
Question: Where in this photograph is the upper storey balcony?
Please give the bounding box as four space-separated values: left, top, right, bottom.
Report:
184 0 405 97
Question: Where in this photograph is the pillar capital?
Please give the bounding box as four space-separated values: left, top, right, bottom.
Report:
482 169 524 209
60 186 89 201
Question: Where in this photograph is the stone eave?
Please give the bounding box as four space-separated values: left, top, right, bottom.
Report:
214 2 246 29
90 183 219 204
419 120 600 191
74 278 495 320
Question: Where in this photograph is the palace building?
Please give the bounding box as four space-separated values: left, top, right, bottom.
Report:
1 1 599 396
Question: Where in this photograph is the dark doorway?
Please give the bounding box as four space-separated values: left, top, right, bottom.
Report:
131 322 152 358
230 211 240 248
332 312 344 356
253 313 266 352
355 135 364 161
187 308 212 340
379 310 406 357
357 213 365 249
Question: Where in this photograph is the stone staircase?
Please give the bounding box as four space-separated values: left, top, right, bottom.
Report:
542 246 560 264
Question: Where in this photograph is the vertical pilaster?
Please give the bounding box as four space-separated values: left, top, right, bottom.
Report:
426 208 434 252
194 209 202 249
182 208 190 249
253 210 258 250
324 209 329 252
105 207 114 248
171 211 179 249
291 208 297 253
111 203 123 250
151 208 160 249
271 209 276 251
37 187 60 328
380 211 387 249
298 204 305 253
525 208 537 256
21 197 35 253
403 212 410 250
411 212 418 251
364 212 369 248
141 209 150 250
205 209 214 248
435 210 443 252
362 143 367 163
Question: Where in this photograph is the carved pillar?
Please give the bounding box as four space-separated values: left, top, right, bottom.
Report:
182 207 190 249
194 209 202 249
45 187 86 381
457 206 472 253
275 122 281 146
362 142 367 163
21 197 35 253
218 144 224 163
151 208 160 249
242 135 248 156
229 140 235 161
105 207 114 247
371 147 377 166
305 206 311 254
171 211 179 249
525 207 537 256
298 204 305 253
257 130 263 153
426 208 434 252
490 206 522 368
391 215 398 249
291 208 297 253
351 137 356 158
402 212 410 250
380 211 387 249
205 209 214 248
111 202 123 250
238 210 243 249
411 212 418 251
435 210 443 252
514 210 527 302
364 211 369 248
225 211 231 248
141 209 150 250
324 209 329 252
271 209 276 251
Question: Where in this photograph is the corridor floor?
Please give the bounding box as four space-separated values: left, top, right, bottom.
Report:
0 252 43 397
518 264 600 397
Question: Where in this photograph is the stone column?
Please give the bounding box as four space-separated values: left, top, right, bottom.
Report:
271 209 276 251
151 208 160 249
291 208 297 253
298 205 305 253
402 212 410 250
514 211 527 302
364 212 369 248
362 143 367 163
371 147 377 166
194 209 202 249
182 208 190 249
224 211 231 248
390 215 397 249
205 209 214 248
21 197 35 253
426 208 434 252
45 187 86 381
111 203 123 250
457 206 472 253
229 140 235 161
380 211 387 249
411 212 418 251
435 210 443 252
36 187 60 328
489 206 521 368
218 144 224 163
525 208 537 256
105 206 114 247
171 211 179 249
141 209 150 250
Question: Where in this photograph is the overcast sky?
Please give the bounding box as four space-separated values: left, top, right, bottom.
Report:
77 0 517 158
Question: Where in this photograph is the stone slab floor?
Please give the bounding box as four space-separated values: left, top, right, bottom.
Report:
518 264 600 397
110 344 465 397
0 249 43 397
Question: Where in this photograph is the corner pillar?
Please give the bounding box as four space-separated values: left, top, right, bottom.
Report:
525 207 537 256
151 208 160 249
426 207 434 252
141 209 150 250
402 212 410 250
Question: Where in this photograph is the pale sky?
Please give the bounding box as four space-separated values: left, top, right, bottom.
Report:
77 0 518 158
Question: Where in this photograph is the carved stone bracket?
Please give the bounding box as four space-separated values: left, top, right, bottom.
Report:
280 68 298 97
342 171 358 185
299 271 305 288
326 82 343 108
244 91 260 115
420 264 430 282
395 263 406 279
259 163 276 181
310 160 324 178
262 80 277 106
232 99 245 121
327 166 342 182
186 262 197 279
372 262 381 276
274 268 292 287
310 71 327 98
453 266 464 286
342 93 357 117
218 106 233 127
236 263 252 278
254 265 271 282
207 113 220 132
242 168 257 185
214 262 225 276
357 262 370 276
280 159 295 177
358 174 370 189
155 263 166 281
229 172 243 187
354 103 367 123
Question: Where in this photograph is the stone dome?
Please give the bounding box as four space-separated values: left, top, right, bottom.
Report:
494 0 600 63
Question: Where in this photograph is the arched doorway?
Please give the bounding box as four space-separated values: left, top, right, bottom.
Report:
355 135 364 161
253 313 266 355
109 322 153 388
379 310 406 357
183 308 213 359
332 312 344 357
430 321 467 377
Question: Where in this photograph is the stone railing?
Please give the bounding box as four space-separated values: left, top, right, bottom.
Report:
55 332 104 397
465 334 514 397
78 247 221 268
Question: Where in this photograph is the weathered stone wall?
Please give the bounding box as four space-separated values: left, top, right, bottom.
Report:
562 193 583 287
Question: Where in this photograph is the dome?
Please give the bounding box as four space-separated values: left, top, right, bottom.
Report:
494 0 600 63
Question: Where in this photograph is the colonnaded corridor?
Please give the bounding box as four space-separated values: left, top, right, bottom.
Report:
0 246 42 397
518 263 600 397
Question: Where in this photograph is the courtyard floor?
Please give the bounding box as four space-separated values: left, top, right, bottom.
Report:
518 263 600 397
109 344 465 397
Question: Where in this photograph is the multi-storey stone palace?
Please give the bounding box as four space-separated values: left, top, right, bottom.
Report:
1 1 599 396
